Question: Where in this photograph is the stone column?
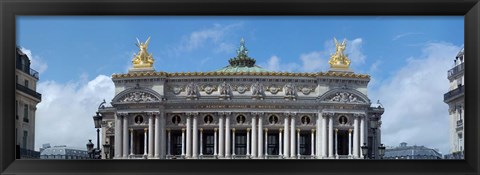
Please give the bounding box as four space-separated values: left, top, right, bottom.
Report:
322 115 327 158
154 114 160 158
225 115 231 158
181 128 185 157
186 116 192 158
297 128 300 157
279 128 283 156
123 115 128 159
114 114 122 158
160 112 166 159
348 129 352 157
193 116 198 158
214 128 218 156
290 116 296 158
251 115 257 158
246 128 250 156
311 129 315 156
283 115 289 158
232 128 236 156
360 115 365 158
335 128 338 158
264 128 268 156
219 116 224 157
167 129 171 156
353 116 359 158
144 128 148 157
148 115 154 158
316 114 321 158
129 129 134 156
328 116 333 158
200 128 203 157
258 116 263 158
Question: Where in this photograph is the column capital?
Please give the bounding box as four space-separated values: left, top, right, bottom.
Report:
296 128 300 132
200 128 203 132
264 128 268 132
279 128 283 132
322 112 334 117
214 128 218 132
335 128 338 132
311 129 316 133
130 128 133 132
247 128 251 132
166 128 171 131
232 128 236 132
182 128 186 132
144 128 148 132
348 128 352 133
118 112 129 116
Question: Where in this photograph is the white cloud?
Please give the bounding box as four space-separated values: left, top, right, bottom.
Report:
175 23 243 54
393 32 423 41
19 47 48 74
299 51 328 72
262 55 299 72
34 75 115 151
369 42 461 154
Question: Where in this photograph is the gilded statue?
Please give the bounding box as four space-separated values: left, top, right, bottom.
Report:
328 37 351 69
132 37 155 68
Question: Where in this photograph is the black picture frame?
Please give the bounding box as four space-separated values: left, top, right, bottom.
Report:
1 0 479 175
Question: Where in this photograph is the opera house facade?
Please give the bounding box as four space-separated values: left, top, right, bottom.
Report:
97 37 385 159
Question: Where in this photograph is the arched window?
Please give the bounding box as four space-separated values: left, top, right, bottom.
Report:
301 116 311 125
236 115 246 124
172 115 181 124
204 115 213 124
268 115 279 124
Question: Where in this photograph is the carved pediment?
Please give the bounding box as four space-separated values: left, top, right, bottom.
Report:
324 91 365 103
118 91 160 103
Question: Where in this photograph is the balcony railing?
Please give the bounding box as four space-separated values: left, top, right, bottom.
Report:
457 120 463 127
17 63 39 79
448 62 464 79
16 83 42 100
444 85 464 102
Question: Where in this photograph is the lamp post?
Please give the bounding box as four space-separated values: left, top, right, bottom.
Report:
369 119 378 159
378 144 386 159
91 112 103 159
86 139 94 159
361 143 368 159
103 141 111 159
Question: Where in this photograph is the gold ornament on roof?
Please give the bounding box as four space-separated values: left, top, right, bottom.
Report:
328 37 351 69
132 37 155 68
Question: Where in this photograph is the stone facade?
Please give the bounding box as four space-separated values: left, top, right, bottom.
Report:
97 38 384 159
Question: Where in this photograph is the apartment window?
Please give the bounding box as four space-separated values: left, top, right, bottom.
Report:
16 75 18 84
16 100 18 119
24 79 29 88
23 104 29 122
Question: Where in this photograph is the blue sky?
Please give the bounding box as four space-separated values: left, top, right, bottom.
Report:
17 16 463 154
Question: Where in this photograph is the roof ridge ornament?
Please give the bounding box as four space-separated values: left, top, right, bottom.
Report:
328 37 353 72
130 37 155 72
228 38 256 67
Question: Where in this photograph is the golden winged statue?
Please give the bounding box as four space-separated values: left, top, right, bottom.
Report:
132 37 155 68
328 37 351 69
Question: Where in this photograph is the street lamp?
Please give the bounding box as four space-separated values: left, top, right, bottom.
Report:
369 119 379 159
361 143 368 159
103 141 111 159
86 139 94 159
92 112 103 159
378 144 386 159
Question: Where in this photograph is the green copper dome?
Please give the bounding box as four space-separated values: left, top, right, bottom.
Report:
215 38 271 73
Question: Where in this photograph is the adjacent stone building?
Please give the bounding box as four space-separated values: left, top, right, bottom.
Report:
15 47 42 158
384 142 442 159
443 48 464 159
97 37 385 159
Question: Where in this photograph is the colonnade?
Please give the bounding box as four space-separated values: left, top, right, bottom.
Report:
113 112 367 159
